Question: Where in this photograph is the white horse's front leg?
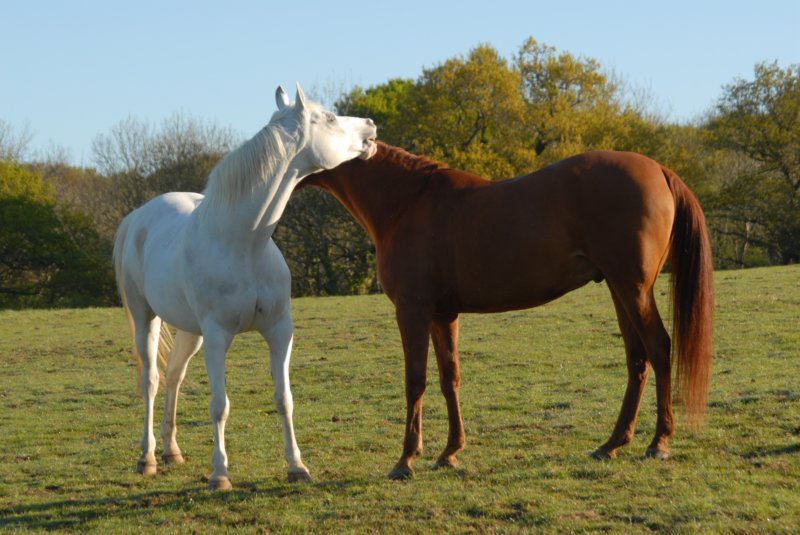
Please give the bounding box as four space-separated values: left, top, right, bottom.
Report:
160 329 203 464
263 312 311 482
201 326 234 490
135 315 162 476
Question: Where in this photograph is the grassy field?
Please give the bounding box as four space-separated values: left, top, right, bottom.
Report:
0 265 798 533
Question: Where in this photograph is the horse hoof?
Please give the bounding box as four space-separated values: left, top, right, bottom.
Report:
207 476 233 491
136 459 157 476
288 468 312 483
644 448 670 460
161 453 185 465
388 464 414 481
590 448 616 460
433 456 459 470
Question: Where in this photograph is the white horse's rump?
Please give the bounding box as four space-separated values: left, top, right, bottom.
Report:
113 84 376 490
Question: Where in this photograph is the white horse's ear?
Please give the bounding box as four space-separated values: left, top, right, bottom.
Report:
275 86 290 110
295 82 306 110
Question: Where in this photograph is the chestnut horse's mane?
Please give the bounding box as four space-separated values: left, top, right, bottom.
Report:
376 141 450 176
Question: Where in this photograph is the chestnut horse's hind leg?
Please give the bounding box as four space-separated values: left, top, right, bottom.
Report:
637 294 674 459
388 304 432 480
592 290 650 459
593 284 673 460
430 315 465 469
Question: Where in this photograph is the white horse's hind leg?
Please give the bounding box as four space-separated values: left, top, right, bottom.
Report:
161 329 203 464
263 311 311 483
201 325 234 490
134 314 162 476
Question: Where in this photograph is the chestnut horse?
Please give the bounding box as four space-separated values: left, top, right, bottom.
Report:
301 142 713 480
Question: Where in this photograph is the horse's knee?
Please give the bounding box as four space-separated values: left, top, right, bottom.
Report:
210 394 230 422
274 392 294 417
407 383 426 402
645 327 671 367
647 345 671 378
143 368 159 383
627 357 649 381
438 377 460 397
141 369 159 398
164 370 184 390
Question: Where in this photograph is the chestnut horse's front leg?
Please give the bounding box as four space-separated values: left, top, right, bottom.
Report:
431 315 465 469
388 304 432 480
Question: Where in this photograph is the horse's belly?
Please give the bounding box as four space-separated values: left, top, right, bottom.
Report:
145 280 201 333
454 252 602 313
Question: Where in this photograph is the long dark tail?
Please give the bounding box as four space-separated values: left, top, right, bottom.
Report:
663 166 714 426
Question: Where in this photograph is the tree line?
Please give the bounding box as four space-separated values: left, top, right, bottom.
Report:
1 37 798 308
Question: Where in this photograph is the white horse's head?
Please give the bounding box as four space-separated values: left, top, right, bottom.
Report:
274 83 377 174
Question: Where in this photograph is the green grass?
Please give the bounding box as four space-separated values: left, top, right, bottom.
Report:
1 265 798 533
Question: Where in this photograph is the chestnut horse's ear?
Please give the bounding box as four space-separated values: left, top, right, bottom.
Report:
275 86 290 110
295 82 307 110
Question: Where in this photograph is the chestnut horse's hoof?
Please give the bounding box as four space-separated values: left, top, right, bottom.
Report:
207 475 233 491
136 459 157 476
433 456 459 469
288 467 312 483
644 447 670 460
161 452 185 465
590 448 617 460
388 464 414 480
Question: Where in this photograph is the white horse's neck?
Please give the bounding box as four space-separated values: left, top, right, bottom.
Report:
195 125 305 244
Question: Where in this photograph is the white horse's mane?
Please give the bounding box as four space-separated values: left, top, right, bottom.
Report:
202 107 298 211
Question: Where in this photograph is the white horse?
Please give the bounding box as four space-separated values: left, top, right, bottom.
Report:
113 84 377 490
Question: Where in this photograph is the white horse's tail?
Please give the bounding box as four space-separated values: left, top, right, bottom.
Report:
113 214 173 394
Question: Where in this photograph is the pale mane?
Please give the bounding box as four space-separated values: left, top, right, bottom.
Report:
202 111 292 211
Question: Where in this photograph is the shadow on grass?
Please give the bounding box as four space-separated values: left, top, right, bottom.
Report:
0 478 363 531
742 443 800 459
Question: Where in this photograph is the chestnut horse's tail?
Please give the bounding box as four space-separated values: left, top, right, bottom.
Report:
663 166 714 426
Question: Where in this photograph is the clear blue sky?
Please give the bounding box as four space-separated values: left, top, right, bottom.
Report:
2 0 798 166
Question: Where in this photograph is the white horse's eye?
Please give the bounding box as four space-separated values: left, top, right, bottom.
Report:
326 113 336 123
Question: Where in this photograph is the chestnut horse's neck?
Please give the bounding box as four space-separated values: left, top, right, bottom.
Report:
301 142 460 241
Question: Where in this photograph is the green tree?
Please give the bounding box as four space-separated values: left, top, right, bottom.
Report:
515 37 638 165
409 44 525 178
89 113 235 240
336 78 416 149
338 46 528 178
0 119 33 162
0 161 115 307
290 37 677 295
275 188 377 296
707 62 800 264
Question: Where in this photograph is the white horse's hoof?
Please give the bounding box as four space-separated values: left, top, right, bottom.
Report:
288 467 312 483
207 475 232 491
161 452 185 465
136 459 157 476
